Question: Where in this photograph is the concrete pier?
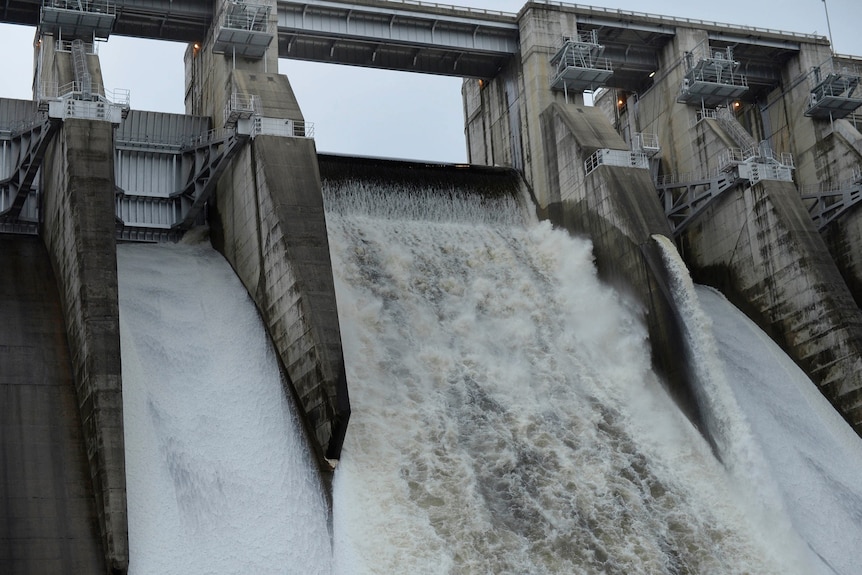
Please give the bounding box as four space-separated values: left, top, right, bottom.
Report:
464 7 705 427
538 103 704 427
38 46 128 574
185 0 349 466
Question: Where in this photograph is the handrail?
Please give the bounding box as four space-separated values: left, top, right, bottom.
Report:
530 0 825 43
385 0 516 19
43 0 115 15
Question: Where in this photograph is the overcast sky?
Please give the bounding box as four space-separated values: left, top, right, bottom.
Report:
0 0 859 162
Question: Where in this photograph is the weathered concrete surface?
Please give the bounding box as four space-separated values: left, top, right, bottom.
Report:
187 10 350 480
680 179 862 432
210 130 349 466
463 4 583 204
540 102 705 430
812 119 862 308
41 118 128 574
600 25 862 435
187 3 350 466
0 235 106 575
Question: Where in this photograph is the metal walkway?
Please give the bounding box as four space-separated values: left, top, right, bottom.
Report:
656 144 795 235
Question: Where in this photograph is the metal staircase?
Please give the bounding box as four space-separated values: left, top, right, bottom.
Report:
657 116 794 235
71 39 92 100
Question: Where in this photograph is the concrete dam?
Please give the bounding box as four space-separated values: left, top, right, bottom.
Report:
1 0 862 573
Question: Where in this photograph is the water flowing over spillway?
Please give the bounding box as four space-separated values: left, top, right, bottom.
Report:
118 239 332 575
323 181 817 574
694 285 862 575
115 178 862 574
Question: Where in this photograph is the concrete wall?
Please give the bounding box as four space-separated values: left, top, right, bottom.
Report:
0 235 106 575
41 116 128 574
539 102 705 429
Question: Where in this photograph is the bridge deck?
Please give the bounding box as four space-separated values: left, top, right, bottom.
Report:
1 0 828 87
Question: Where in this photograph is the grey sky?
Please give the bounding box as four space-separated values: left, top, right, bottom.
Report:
0 0 859 162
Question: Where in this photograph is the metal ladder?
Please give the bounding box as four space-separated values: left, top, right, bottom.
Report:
71 39 92 99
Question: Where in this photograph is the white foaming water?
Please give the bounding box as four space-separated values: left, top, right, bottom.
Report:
325 182 808 574
654 235 819 572
695 285 862 575
118 238 332 575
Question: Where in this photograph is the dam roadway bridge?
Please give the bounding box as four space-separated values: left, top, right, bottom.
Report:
2 1 862 574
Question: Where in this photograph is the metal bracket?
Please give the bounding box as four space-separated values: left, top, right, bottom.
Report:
0 116 63 223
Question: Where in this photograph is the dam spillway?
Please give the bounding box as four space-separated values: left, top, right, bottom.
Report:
116 239 332 575
2 0 862 571
322 176 827 574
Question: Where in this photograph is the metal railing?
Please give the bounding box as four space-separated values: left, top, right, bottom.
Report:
716 107 757 150
810 57 862 84
0 115 49 139
54 39 97 54
43 0 115 15
584 149 649 175
224 92 261 126
693 108 717 126
387 0 515 18
632 132 659 152
252 117 314 138
530 0 824 43
181 127 236 150
219 0 274 33
39 81 129 107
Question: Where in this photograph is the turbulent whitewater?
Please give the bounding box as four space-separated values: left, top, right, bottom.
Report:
324 181 812 574
116 177 862 575
118 239 332 575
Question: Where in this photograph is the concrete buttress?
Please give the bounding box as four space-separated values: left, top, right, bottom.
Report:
38 46 129 574
185 0 349 466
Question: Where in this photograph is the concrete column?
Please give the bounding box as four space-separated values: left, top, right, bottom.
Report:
464 6 583 207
